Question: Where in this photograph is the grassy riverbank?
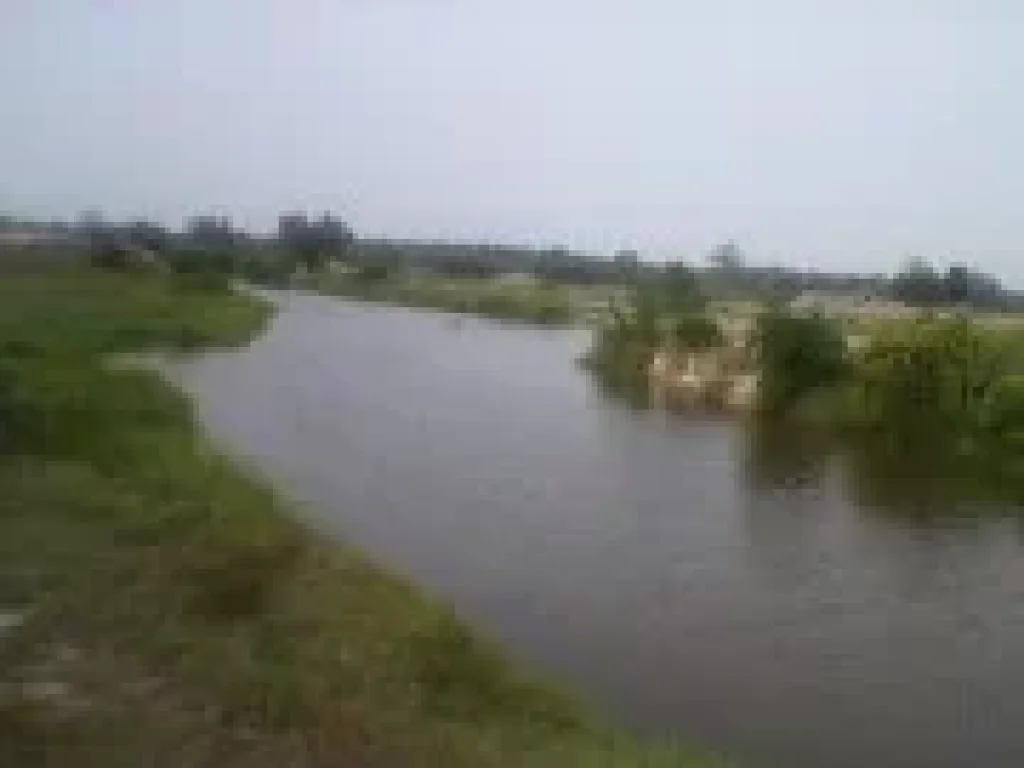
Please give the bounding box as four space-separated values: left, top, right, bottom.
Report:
0 272 718 766
308 270 585 326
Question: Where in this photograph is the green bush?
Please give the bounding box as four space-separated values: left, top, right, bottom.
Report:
755 311 847 413
672 314 723 350
854 319 1005 433
984 375 1024 452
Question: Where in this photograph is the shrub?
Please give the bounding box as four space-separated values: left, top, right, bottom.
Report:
755 312 847 413
984 375 1024 453
855 319 1005 432
672 314 723 350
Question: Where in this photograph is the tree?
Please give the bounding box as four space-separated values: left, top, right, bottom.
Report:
277 212 353 272
892 258 1005 309
124 219 170 253
944 263 1003 309
76 209 113 247
315 211 354 264
76 210 128 270
278 213 315 271
707 240 744 272
185 215 236 253
891 257 945 306
534 248 569 281
614 249 640 283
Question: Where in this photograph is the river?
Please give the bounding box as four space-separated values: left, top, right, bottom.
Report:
175 291 1024 768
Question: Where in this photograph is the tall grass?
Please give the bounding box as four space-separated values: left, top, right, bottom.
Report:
317 272 578 326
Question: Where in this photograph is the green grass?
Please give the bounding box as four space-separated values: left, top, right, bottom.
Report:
313 272 580 326
0 271 721 766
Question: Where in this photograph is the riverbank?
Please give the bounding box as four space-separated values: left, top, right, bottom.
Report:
304 270 594 327
0 273 718 767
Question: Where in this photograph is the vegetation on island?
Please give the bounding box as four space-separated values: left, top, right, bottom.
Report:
583 251 1024 503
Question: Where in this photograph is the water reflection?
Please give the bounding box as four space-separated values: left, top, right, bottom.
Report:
591 360 1022 519
582 363 654 411
741 415 833 492
726 408 1018 519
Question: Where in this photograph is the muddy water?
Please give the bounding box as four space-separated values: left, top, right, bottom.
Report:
177 292 1024 768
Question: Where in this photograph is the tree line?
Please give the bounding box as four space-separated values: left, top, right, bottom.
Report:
891 256 1006 309
2 211 1019 310
67 211 352 271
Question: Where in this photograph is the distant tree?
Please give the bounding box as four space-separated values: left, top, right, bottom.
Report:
315 211 354 264
660 260 703 314
534 248 589 283
614 249 640 283
124 219 170 253
945 264 972 305
76 210 128 270
707 240 744 272
76 209 112 246
172 215 237 276
277 213 306 265
278 211 353 272
944 263 1003 309
891 257 946 306
185 215 236 253
892 258 1004 309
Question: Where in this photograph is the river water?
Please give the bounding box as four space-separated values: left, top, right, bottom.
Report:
176 292 1024 768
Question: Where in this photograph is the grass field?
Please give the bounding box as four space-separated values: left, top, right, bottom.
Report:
0 271 719 767
311 271 584 327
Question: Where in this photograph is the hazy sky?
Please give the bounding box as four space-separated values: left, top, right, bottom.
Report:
2 1 1022 282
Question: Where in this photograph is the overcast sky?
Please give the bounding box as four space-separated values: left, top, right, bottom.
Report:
2 1 1022 282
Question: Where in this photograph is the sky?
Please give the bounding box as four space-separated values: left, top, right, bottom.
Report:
2 1 1023 282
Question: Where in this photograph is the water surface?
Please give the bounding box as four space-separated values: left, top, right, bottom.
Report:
177 292 1024 768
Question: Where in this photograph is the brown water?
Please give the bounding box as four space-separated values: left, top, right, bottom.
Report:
176 292 1024 768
